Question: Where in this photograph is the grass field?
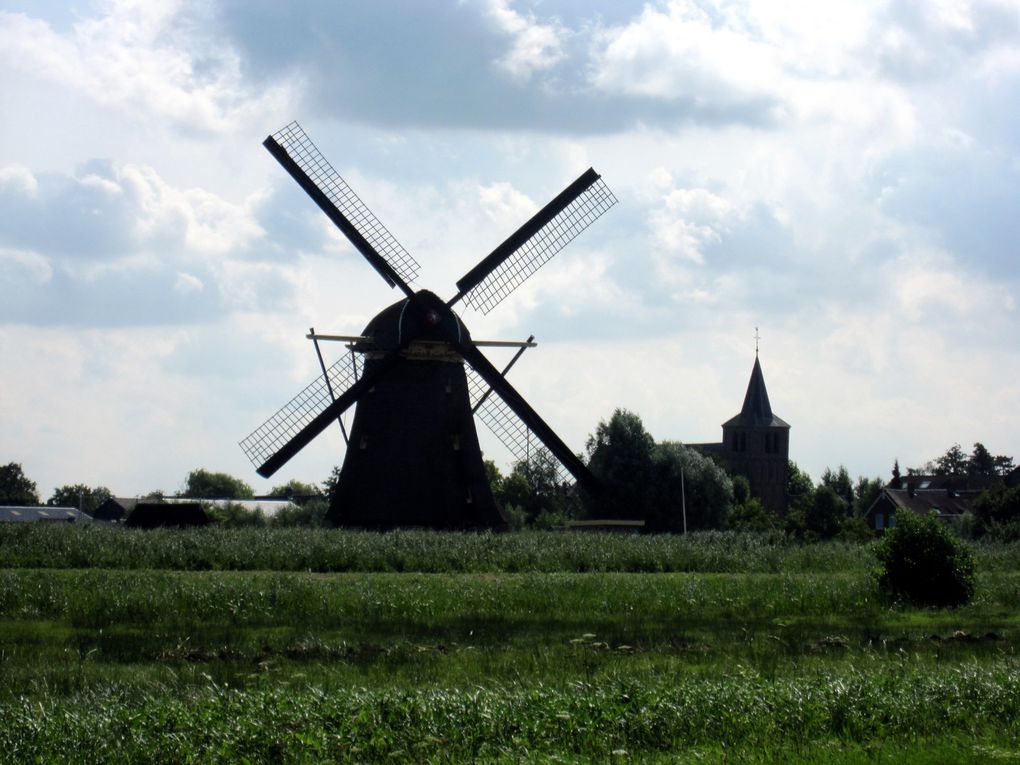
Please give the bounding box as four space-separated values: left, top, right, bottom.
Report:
1 527 1019 763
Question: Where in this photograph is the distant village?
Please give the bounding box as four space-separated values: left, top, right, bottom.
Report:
3 351 1017 540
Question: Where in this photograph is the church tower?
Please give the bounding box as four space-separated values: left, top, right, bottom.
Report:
721 354 790 514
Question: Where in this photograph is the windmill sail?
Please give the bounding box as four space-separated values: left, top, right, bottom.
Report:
466 367 570 484
452 168 617 314
239 352 364 470
456 340 596 490
265 122 420 292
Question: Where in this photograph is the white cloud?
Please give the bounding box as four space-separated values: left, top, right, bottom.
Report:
0 1 293 134
889 251 1016 323
477 180 538 228
589 1 784 103
118 164 267 256
0 165 39 196
482 0 566 80
2 0 1019 500
648 187 738 265
174 271 204 294
0 247 53 283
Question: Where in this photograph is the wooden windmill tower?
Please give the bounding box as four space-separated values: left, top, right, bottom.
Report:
240 122 616 528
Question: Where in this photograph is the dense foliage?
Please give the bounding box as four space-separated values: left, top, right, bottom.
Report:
47 483 112 514
909 442 1014 478
0 462 39 505
584 408 657 521
875 510 976 606
583 410 733 531
972 483 1020 540
182 468 254 499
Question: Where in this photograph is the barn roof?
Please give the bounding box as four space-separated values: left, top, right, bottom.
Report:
0 506 91 522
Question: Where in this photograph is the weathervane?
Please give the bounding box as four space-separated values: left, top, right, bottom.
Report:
754 326 760 356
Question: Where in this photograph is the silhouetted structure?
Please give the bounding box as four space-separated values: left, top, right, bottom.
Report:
692 354 790 514
240 122 616 529
93 497 137 522
124 502 210 528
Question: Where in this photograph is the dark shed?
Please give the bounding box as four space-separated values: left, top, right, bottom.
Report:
124 502 211 528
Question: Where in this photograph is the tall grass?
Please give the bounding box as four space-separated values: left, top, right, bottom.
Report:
2 569 887 628
4 527 1020 762
0 525 913 573
3 664 1019 763
2 568 1017 699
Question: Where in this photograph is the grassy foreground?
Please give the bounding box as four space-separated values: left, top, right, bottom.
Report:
1 529 1019 762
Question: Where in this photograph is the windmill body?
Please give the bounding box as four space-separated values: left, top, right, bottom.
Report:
330 293 502 528
240 122 617 529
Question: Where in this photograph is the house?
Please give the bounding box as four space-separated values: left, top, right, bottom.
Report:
864 475 986 532
0 506 90 523
690 353 790 514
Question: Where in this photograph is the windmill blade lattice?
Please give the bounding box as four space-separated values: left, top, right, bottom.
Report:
466 366 569 484
239 351 364 469
460 177 617 314
269 122 421 287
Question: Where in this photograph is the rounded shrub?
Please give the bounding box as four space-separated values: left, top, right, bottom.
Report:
875 510 975 607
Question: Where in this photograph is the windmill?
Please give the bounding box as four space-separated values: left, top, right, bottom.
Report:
240 122 617 529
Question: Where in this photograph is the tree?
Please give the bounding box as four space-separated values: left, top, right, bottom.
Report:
786 462 814 516
726 476 776 531
483 459 504 500
853 476 883 516
648 442 733 532
875 510 975 607
994 455 1016 477
584 409 656 520
182 469 253 499
47 484 112 515
499 448 570 522
0 463 40 506
971 483 1020 538
821 466 854 507
803 484 848 539
934 444 969 477
911 443 1014 480
322 465 342 499
782 462 815 537
269 498 329 528
968 442 995 476
892 458 901 483
268 479 322 504
206 502 266 528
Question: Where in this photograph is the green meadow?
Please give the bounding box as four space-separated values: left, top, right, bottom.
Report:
1 526 1019 763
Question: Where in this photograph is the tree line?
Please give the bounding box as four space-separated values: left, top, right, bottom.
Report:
3 416 1014 535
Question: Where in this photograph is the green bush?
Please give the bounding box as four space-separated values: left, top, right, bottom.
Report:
875 511 976 606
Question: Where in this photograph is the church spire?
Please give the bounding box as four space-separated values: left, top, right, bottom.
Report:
738 355 773 426
723 353 788 429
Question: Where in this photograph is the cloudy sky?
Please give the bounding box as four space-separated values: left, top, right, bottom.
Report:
2 0 1018 500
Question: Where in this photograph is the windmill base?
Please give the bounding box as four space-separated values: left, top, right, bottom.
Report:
326 356 506 530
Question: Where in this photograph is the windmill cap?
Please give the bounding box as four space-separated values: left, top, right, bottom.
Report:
357 290 468 351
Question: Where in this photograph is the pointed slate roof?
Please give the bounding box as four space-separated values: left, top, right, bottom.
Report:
723 355 789 428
